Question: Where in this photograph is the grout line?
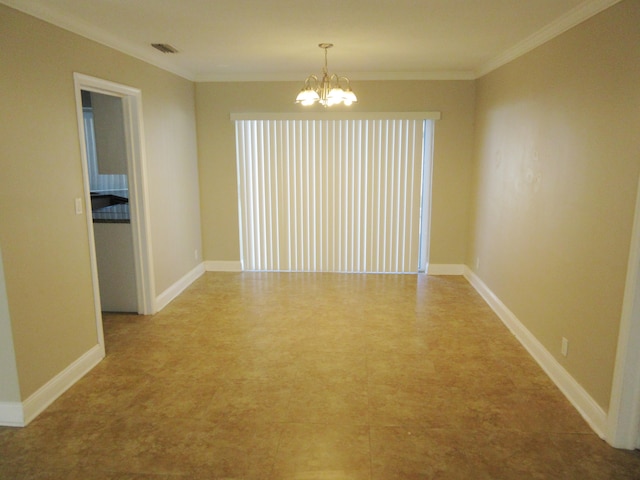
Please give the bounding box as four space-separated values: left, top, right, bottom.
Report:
366 344 374 479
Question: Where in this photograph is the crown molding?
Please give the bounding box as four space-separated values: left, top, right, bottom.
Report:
194 70 477 82
344 71 477 81
476 0 623 78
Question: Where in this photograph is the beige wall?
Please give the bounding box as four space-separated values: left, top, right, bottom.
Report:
195 80 476 265
0 5 202 399
468 0 640 410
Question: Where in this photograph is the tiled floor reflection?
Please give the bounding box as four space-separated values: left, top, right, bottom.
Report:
1 272 640 479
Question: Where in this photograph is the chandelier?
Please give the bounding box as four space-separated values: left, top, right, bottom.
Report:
295 43 357 107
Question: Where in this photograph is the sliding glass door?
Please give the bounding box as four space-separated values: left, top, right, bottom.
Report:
234 113 436 273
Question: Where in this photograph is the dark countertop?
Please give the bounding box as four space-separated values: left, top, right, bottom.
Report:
91 190 130 223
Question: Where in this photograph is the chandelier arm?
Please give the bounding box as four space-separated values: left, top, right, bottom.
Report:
304 74 319 90
328 73 341 88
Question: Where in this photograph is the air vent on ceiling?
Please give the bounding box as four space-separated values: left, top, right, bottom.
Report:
151 43 178 54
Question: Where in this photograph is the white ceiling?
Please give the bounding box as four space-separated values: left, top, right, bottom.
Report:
2 0 620 81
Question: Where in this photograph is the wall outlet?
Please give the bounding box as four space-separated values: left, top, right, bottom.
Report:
475 257 480 269
561 337 569 357
194 249 199 261
74 197 83 215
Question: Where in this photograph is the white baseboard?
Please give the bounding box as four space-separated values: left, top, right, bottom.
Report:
205 260 242 272
0 343 105 427
0 401 25 427
427 264 466 275
463 266 607 438
155 263 206 312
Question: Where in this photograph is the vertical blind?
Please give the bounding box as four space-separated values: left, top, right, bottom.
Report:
234 114 435 273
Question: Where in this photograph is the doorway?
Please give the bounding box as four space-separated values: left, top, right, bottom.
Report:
73 74 156 346
82 90 137 312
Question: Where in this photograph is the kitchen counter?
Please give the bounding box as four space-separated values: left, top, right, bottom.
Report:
91 191 130 223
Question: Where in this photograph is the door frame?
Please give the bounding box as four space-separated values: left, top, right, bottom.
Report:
418 120 435 273
607 173 640 449
73 73 156 341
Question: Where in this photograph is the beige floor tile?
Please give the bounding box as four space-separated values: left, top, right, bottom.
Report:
203 379 293 423
292 329 370 355
272 423 371 480
287 380 369 425
427 353 517 390
550 433 640 479
370 426 491 480
46 370 150 415
365 329 430 355
368 383 467 429
294 351 368 384
183 420 282 479
0 412 107 472
80 416 280 478
463 430 567 479
366 353 436 387
124 377 219 419
489 387 593 433
0 467 78 480
2 272 640 479
495 352 561 390
78 416 195 476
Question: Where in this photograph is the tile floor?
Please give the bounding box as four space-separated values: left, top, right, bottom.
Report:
1 272 640 479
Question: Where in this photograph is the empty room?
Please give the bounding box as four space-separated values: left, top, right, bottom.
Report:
1 0 640 478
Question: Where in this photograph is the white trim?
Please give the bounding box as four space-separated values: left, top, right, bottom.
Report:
0 402 24 427
606 173 640 449
121 92 156 315
195 71 476 82
339 71 476 81
463 266 608 438
427 264 466 275
205 261 243 272
0 244 21 416
18 344 103 427
230 112 441 122
73 76 105 348
476 0 622 77
155 263 206 312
